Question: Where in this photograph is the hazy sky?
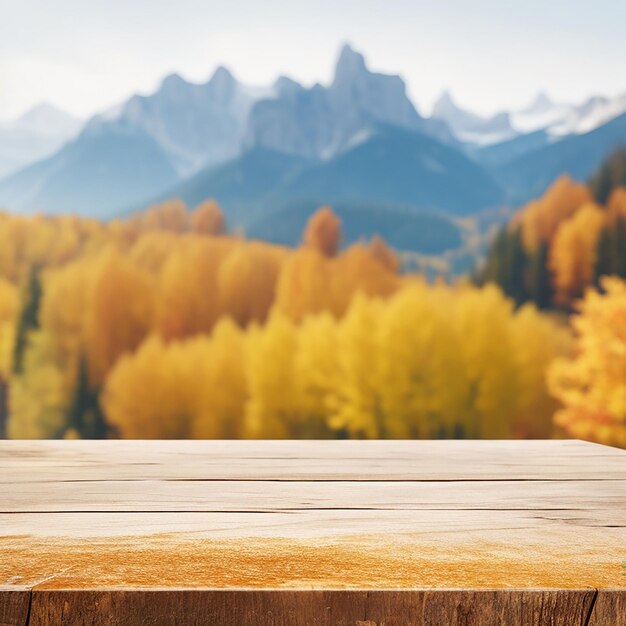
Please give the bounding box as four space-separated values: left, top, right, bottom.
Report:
1 0 625 121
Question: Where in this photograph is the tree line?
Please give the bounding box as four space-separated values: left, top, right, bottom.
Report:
0 201 570 441
477 150 626 309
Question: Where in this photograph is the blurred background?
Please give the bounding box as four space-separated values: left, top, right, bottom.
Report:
1 0 625 446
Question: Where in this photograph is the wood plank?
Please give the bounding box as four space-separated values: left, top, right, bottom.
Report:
2 478 624 513
0 588 30 626
27 589 597 626
1 508 624 539
0 440 624 624
588 589 626 626
2 440 625 482
1 510 624 589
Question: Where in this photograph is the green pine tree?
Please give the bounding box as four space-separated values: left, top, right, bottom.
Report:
67 356 108 439
595 227 613 285
13 267 43 375
527 242 553 309
475 227 528 306
589 148 626 204
614 218 626 277
505 228 528 306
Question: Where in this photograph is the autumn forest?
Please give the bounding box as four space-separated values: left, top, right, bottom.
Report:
1 148 625 449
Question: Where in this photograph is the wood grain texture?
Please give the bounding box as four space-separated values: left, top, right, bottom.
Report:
27 589 600 626
2 439 625 482
588 589 626 625
0 588 31 626
4 479 625 513
0 440 624 624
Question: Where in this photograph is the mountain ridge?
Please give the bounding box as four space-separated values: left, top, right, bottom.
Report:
0 103 82 178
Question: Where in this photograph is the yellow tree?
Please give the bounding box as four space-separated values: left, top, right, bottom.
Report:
140 200 189 233
294 313 339 437
549 277 626 447
328 294 384 438
509 304 572 438
191 318 247 439
48 217 83 266
0 278 18 436
84 248 155 387
518 176 592 252
549 203 605 306
38 260 93 385
129 231 183 276
0 214 22 282
303 206 341 256
377 284 468 438
103 334 197 438
244 313 300 438
452 284 519 438
155 238 224 340
0 278 18 377
7 331 67 439
7 260 95 439
274 248 333 321
218 243 284 325
107 320 245 439
331 243 399 315
190 200 226 235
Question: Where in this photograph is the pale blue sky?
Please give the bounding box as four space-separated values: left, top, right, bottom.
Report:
1 0 625 121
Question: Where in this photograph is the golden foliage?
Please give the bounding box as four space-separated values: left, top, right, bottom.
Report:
275 249 333 321
0 199 574 443
517 176 592 251
218 243 285 326
190 200 226 235
155 238 224 340
7 332 68 438
104 281 567 440
506 179 626 309
303 206 341 256
549 203 605 305
103 334 199 438
368 235 400 273
549 277 626 447
84 249 155 386
0 278 19 377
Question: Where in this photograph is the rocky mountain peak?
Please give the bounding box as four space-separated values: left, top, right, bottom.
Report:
333 43 368 85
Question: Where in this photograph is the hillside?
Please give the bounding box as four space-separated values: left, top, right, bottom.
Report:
0 121 179 217
137 147 313 226
471 129 550 168
268 124 504 216
142 124 501 254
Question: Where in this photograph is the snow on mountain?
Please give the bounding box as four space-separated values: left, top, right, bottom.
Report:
435 89 626 147
509 92 572 134
511 91 626 138
431 91 516 146
549 94 626 136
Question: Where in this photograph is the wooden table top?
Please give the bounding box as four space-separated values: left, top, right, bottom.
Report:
1 439 625 625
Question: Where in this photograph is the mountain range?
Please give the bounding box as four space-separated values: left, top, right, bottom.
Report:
1 44 626 254
432 90 626 148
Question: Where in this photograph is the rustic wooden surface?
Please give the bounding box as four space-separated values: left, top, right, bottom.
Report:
1 439 625 625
